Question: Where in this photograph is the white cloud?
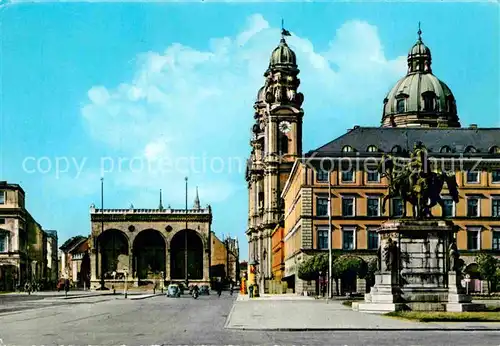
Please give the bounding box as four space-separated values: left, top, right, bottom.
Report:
80 14 407 206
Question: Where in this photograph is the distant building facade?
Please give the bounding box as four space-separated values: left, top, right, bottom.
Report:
45 230 58 283
0 181 53 291
59 235 90 288
210 233 240 284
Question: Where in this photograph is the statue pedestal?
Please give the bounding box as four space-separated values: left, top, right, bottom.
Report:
357 271 405 313
447 272 485 312
357 219 483 313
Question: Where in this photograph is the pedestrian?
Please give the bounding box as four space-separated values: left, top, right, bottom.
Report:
249 284 254 298
64 279 70 297
217 280 222 297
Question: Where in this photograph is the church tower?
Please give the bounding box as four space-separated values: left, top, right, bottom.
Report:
246 25 304 293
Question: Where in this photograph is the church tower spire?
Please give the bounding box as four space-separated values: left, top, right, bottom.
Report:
158 189 164 211
193 186 200 209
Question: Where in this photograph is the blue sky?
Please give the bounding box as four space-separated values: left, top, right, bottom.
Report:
0 2 498 261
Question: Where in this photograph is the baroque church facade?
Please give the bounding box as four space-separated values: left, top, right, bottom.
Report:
247 27 500 294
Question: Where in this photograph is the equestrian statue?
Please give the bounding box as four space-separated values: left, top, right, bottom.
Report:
377 141 460 219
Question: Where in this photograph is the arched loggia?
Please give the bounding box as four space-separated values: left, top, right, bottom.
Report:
98 229 129 279
170 230 204 280
132 229 166 280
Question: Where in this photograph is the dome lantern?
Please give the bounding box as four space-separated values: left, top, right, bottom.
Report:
407 22 432 75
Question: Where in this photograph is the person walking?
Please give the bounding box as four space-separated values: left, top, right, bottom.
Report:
64 278 70 297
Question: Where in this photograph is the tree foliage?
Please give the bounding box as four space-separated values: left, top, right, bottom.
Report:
332 255 367 279
297 254 329 281
476 253 499 293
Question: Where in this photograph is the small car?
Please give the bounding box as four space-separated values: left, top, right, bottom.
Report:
166 284 181 298
199 285 210 295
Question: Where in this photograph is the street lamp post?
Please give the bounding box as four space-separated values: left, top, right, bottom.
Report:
100 177 105 290
328 172 333 299
184 177 189 289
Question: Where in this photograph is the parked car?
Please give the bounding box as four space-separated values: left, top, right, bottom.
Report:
166 284 181 298
199 285 210 295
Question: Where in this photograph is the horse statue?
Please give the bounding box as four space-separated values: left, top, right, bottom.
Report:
378 143 460 219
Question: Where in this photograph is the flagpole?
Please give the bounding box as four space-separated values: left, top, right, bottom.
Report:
100 177 105 290
328 172 332 299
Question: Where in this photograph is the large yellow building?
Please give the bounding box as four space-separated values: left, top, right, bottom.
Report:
247 28 500 295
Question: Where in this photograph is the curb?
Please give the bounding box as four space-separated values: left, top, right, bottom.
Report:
60 293 114 300
224 302 237 329
129 293 163 300
224 327 500 332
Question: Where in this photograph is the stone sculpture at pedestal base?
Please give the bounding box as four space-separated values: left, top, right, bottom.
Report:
356 219 484 314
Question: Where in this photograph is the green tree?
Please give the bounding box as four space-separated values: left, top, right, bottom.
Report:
297 254 329 282
331 255 367 295
476 253 499 293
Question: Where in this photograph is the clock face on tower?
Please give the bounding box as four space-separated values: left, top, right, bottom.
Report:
279 121 291 134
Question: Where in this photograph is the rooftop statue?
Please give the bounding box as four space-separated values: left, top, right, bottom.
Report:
377 142 460 219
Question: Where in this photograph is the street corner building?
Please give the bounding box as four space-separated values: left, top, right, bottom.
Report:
88 190 213 289
0 181 59 291
246 26 500 295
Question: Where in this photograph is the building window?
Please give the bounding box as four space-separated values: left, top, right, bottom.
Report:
367 171 380 183
316 169 329 182
258 192 264 209
492 199 500 217
0 232 7 252
391 198 403 217
422 93 435 111
279 133 289 154
367 197 380 217
467 198 480 217
493 230 500 251
342 228 355 250
467 228 480 250
342 197 355 217
440 146 452 153
367 145 378 152
317 229 329 250
367 230 379 250
492 170 500 184
342 170 355 182
0 191 4 205
489 146 500 154
316 197 328 216
396 99 405 113
442 197 455 218
466 171 480 183
342 145 354 152
464 146 477 154
391 145 402 153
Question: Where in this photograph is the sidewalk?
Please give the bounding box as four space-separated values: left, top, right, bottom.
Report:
225 299 500 331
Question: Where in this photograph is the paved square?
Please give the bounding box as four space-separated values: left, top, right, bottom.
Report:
0 292 499 345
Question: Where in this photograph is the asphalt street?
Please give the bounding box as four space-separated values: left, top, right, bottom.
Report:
0 292 499 345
